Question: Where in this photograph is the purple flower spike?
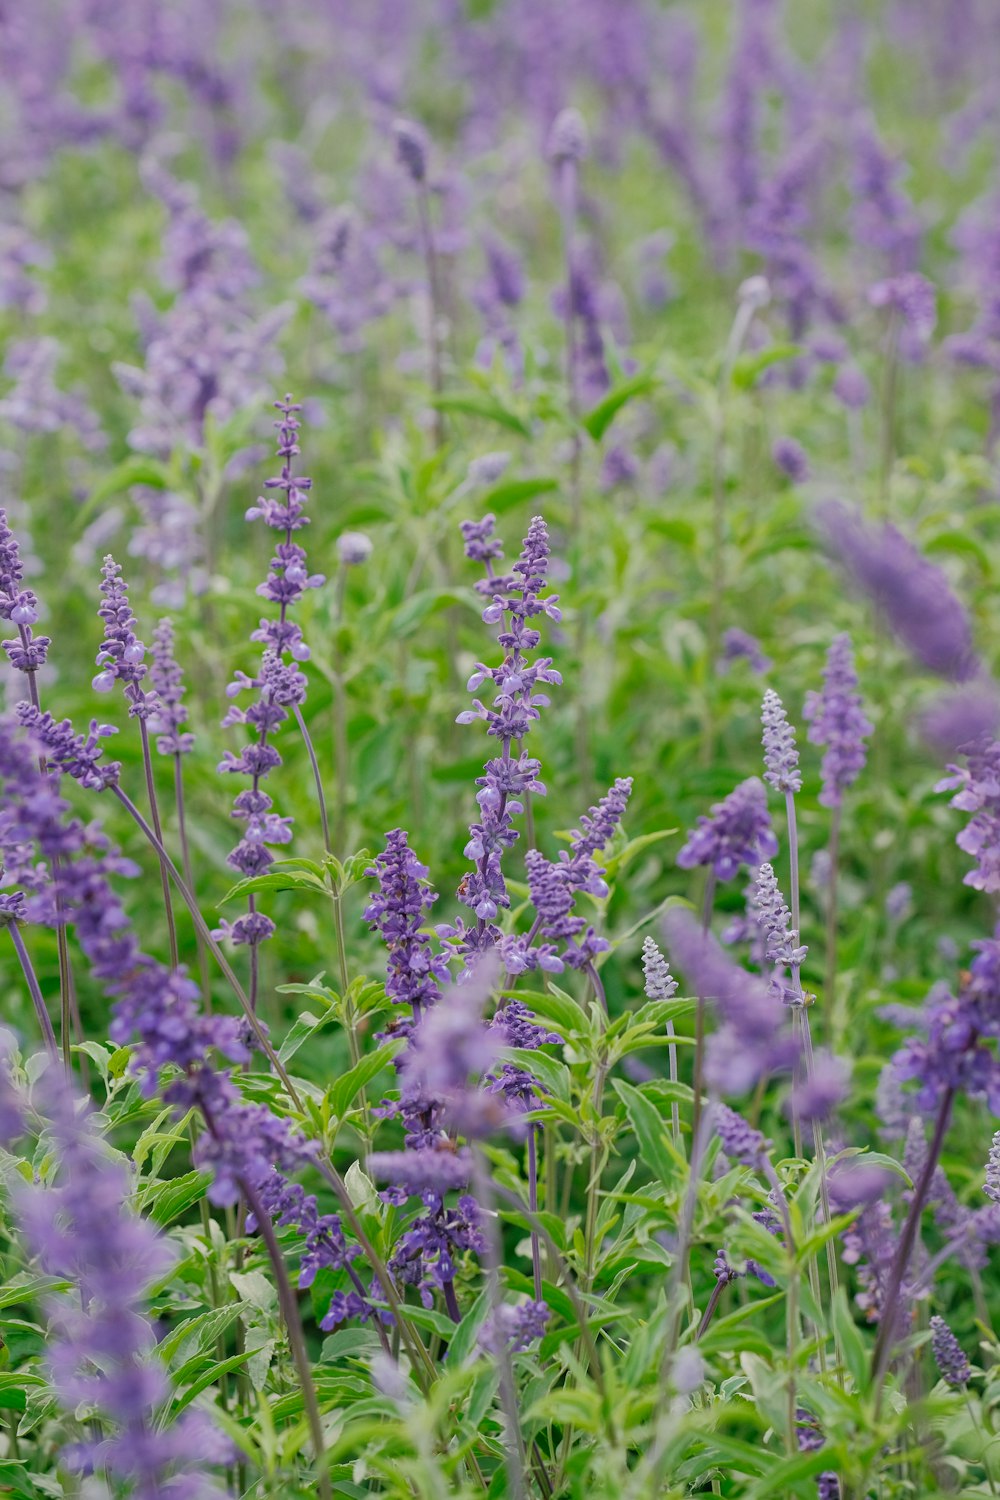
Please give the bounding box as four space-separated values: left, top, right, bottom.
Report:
817 502 977 682
0 509 50 678
641 936 677 1000
10 1069 230 1494
803 635 872 808
662 908 795 1095
149 618 194 756
677 776 778 882
930 1315 971 1386
714 1103 769 1171
761 689 801 794
937 739 1000 893
221 396 323 947
93 556 152 714
987 1131 1000 1203
772 437 809 482
365 830 450 1018
719 628 771 675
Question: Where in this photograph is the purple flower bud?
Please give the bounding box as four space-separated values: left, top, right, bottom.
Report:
930 1315 971 1386
761 689 801 794
817 503 977 682
677 776 778 882
803 634 872 807
772 437 810 482
547 108 589 164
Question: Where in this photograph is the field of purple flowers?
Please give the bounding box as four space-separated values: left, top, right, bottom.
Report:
2 1 1000 1496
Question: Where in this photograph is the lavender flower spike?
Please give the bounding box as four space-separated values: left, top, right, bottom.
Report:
641 936 677 1000
761 689 801 794
986 1130 1000 1203
92 555 151 712
8 1068 229 1495
817 501 978 681
714 1103 770 1171
149 617 194 756
803 634 873 808
0 508 50 680
929 1315 971 1386
677 776 778 882
364 829 449 1019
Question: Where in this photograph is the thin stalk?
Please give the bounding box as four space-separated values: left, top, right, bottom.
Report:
762 1160 799 1458
292 702 330 855
138 718 179 969
878 311 901 516
872 1087 955 1401
173 753 211 1007
666 1020 681 1146
696 1276 728 1341
331 568 349 858
528 1124 543 1301
963 1392 998 1498
7 923 58 1057
20 648 78 1065
242 1178 331 1500
415 183 445 448
691 871 716 1149
472 1150 528 1500
799 1008 843 1384
111 786 301 1106
826 806 843 1050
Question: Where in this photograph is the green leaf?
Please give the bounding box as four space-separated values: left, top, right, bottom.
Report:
277 1008 335 1063
731 343 802 390
136 1170 210 1226
431 393 533 437
219 869 327 904
328 1041 404 1118
831 1287 871 1392
477 476 559 513
321 1327 381 1363
612 1079 678 1188
79 455 172 519
602 828 677 880
502 1046 570 1101
508 986 591 1042
387 587 478 639
0 1460 39 1497
582 373 657 441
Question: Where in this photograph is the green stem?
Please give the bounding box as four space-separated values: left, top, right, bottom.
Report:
139 717 179 969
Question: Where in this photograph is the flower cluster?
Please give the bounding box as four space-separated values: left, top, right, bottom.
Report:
218 398 323 947
803 634 872 809
450 514 561 954
0 508 50 679
364 829 450 1021
677 776 778 882
761 689 801 794
149 617 194 756
0 1066 229 1496
817 501 977 682
92 555 152 714
892 928 1000 1112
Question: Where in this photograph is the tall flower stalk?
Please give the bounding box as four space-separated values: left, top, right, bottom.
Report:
803 634 872 1049
92 554 179 968
219 396 324 1015
394 119 446 448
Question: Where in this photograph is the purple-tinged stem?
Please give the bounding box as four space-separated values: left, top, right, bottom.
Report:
443 1279 461 1324
415 185 445 449
138 717 178 969
292 702 331 856
331 567 349 858
7 922 57 1058
19 645 79 1065
110 785 300 1104
173 752 211 1007
528 1124 543 1302
872 1086 955 1401
696 1277 728 1341
239 1178 331 1500
691 871 716 1149
472 1149 528 1500
826 805 842 1049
